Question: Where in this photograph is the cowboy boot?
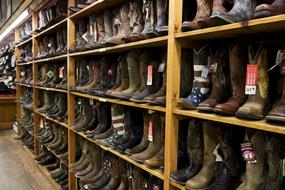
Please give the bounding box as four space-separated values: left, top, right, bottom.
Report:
156 0 169 34
125 112 150 155
264 135 285 190
111 50 141 99
125 0 144 42
180 49 193 98
214 41 247 115
211 0 257 25
182 0 212 31
101 159 123 190
91 102 111 136
107 55 130 97
169 120 203 184
130 112 163 163
236 130 267 190
179 44 211 109
254 0 285 18
197 45 230 112
73 20 88 52
72 100 93 132
92 14 105 48
141 0 156 38
107 3 132 45
185 121 219 190
75 61 95 91
236 43 269 120
130 51 161 102
105 62 122 96
101 9 113 46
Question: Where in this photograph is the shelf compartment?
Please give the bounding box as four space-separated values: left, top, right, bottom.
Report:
69 36 168 57
36 163 62 190
34 18 68 39
34 86 68 93
34 54 68 63
17 61 33 66
70 0 127 20
73 130 164 180
15 37 33 48
174 109 285 134
71 91 166 112
35 110 68 128
175 14 285 41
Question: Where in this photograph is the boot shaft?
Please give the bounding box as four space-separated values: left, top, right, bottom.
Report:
187 120 203 165
127 50 141 88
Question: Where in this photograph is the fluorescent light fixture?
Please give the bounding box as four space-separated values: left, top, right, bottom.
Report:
0 10 29 42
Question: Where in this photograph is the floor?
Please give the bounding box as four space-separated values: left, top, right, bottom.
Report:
0 129 56 190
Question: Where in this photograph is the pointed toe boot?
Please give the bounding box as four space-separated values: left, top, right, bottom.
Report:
254 0 285 19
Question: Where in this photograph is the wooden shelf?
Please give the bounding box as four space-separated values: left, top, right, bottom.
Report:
69 36 168 57
73 130 164 180
34 54 67 63
15 37 33 48
17 61 33 66
43 145 69 167
170 180 184 190
34 86 68 93
174 109 285 134
36 163 62 190
175 14 285 41
70 0 127 19
35 110 68 128
71 91 166 112
34 18 67 39
17 83 33 88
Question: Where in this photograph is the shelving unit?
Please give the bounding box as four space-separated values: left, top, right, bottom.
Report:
13 0 285 190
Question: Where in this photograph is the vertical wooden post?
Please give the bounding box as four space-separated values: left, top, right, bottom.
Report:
164 0 183 189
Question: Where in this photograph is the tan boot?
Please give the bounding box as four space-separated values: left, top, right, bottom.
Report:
185 121 219 190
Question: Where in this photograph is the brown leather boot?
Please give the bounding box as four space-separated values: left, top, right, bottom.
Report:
111 50 141 99
144 147 164 168
78 60 101 92
124 0 144 42
236 43 269 120
179 44 211 109
254 0 285 18
236 130 267 190
266 75 285 122
141 0 157 38
182 0 212 31
101 158 122 190
211 0 257 25
101 9 113 45
197 45 230 112
125 112 150 155
214 42 247 115
75 61 95 91
156 0 169 34
185 121 219 190
130 51 161 103
93 14 105 48
72 99 93 132
107 3 132 45
130 112 163 163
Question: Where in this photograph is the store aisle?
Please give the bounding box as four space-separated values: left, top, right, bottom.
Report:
0 130 56 190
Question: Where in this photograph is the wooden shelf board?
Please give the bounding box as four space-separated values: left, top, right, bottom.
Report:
71 91 166 112
69 36 168 57
73 130 164 180
17 83 33 88
17 61 33 66
169 180 184 190
70 0 127 19
175 14 285 41
174 109 285 134
35 110 68 128
34 54 68 63
34 86 68 93
34 18 68 39
15 37 33 48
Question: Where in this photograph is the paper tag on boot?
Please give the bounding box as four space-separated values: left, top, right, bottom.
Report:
241 141 257 164
89 99 94 105
201 67 209 78
148 121 153 142
147 65 153 86
153 185 160 190
59 67 64 78
209 62 218 74
158 63 166 73
245 64 258 95
21 71 25 76
40 118 44 129
213 144 223 162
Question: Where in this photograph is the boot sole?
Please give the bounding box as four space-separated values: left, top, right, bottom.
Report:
168 177 186 185
235 111 264 120
196 106 214 113
265 115 285 123
213 108 235 116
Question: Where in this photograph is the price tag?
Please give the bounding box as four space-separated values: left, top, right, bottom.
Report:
21 71 25 76
209 63 218 73
108 69 112 76
241 141 257 164
48 43 52 48
201 67 209 78
148 110 154 114
6 65 9 69
86 65 89 70
40 118 44 128
89 99 94 105
148 121 153 142
158 63 166 72
90 25 93 36
8 76 13 80
245 64 258 95
99 98 107 102
78 101 82 105
59 67 64 78
147 65 153 86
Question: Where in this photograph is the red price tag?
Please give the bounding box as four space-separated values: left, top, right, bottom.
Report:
148 121 153 142
59 67 64 78
40 118 44 128
245 64 258 95
147 65 153 86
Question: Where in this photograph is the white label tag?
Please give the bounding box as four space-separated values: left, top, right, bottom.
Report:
21 71 25 76
78 101 82 105
48 43 52 48
158 63 166 72
276 50 285 64
245 86 257 95
89 99 94 105
86 65 89 70
201 67 209 78
8 76 13 80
